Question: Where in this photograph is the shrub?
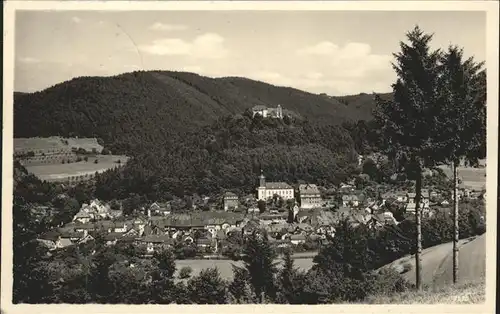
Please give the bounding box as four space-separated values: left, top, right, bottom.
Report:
179 266 193 280
365 268 413 298
401 262 413 274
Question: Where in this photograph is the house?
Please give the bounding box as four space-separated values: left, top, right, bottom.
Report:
223 192 239 211
105 232 126 246
74 223 97 233
259 213 288 225
79 199 113 220
256 171 294 201
406 190 430 212
290 234 307 245
396 191 408 203
299 184 322 209
342 194 360 207
150 202 171 216
136 235 175 255
73 211 92 224
196 237 214 250
37 230 65 250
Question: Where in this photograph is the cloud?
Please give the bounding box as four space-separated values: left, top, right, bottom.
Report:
17 57 41 64
71 17 82 24
297 41 339 56
139 33 229 59
149 22 188 31
296 41 392 79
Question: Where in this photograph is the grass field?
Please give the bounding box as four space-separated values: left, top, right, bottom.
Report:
14 136 103 153
437 159 486 191
25 155 129 181
175 255 316 281
365 280 485 304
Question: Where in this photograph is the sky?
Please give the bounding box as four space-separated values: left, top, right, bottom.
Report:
15 10 486 95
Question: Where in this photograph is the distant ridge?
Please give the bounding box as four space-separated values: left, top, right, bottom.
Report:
14 70 389 155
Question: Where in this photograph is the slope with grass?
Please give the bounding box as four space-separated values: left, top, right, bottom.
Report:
379 234 486 290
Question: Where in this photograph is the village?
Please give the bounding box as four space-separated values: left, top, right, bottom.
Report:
37 163 486 258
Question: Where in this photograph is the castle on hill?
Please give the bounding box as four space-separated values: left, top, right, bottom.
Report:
252 104 284 119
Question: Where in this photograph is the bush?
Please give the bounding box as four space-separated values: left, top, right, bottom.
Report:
364 268 413 300
401 262 413 274
179 266 193 280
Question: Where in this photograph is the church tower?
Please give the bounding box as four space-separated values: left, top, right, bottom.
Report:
257 170 266 200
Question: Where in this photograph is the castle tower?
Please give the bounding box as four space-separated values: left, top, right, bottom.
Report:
277 104 283 119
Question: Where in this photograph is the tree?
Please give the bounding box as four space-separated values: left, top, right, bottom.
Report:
228 265 256 303
149 248 177 303
241 232 278 303
186 267 227 304
436 46 486 284
257 200 266 213
362 158 379 180
373 25 442 290
276 249 305 304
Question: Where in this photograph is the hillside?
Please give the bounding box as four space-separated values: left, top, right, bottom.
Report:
379 234 486 290
91 115 359 200
14 70 382 155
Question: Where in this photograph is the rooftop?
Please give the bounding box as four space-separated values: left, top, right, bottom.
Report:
264 182 293 189
299 184 320 195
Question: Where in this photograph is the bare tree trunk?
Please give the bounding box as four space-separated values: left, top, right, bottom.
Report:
453 162 459 284
415 169 423 291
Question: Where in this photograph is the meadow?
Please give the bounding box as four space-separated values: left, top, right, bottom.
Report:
437 164 486 191
175 256 316 281
25 155 129 182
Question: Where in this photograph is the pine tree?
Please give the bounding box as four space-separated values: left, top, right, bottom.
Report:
373 25 442 290
241 232 278 303
277 249 303 304
435 46 486 284
186 267 228 304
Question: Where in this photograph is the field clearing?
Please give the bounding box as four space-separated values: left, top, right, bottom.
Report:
25 155 129 181
437 164 486 191
175 255 316 281
14 136 103 152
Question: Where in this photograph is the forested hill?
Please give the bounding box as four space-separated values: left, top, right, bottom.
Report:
14 70 385 155
93 114 360 200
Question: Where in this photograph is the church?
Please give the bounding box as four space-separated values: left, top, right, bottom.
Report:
256 171 294 201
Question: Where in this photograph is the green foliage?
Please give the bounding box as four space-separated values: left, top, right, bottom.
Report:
374 25 442 174
435 46 486 166
178 266 193 280
276 250 307 304
241 232 278 302
186 268 228 304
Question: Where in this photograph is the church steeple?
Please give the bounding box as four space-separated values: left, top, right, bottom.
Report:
259 170 266 187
